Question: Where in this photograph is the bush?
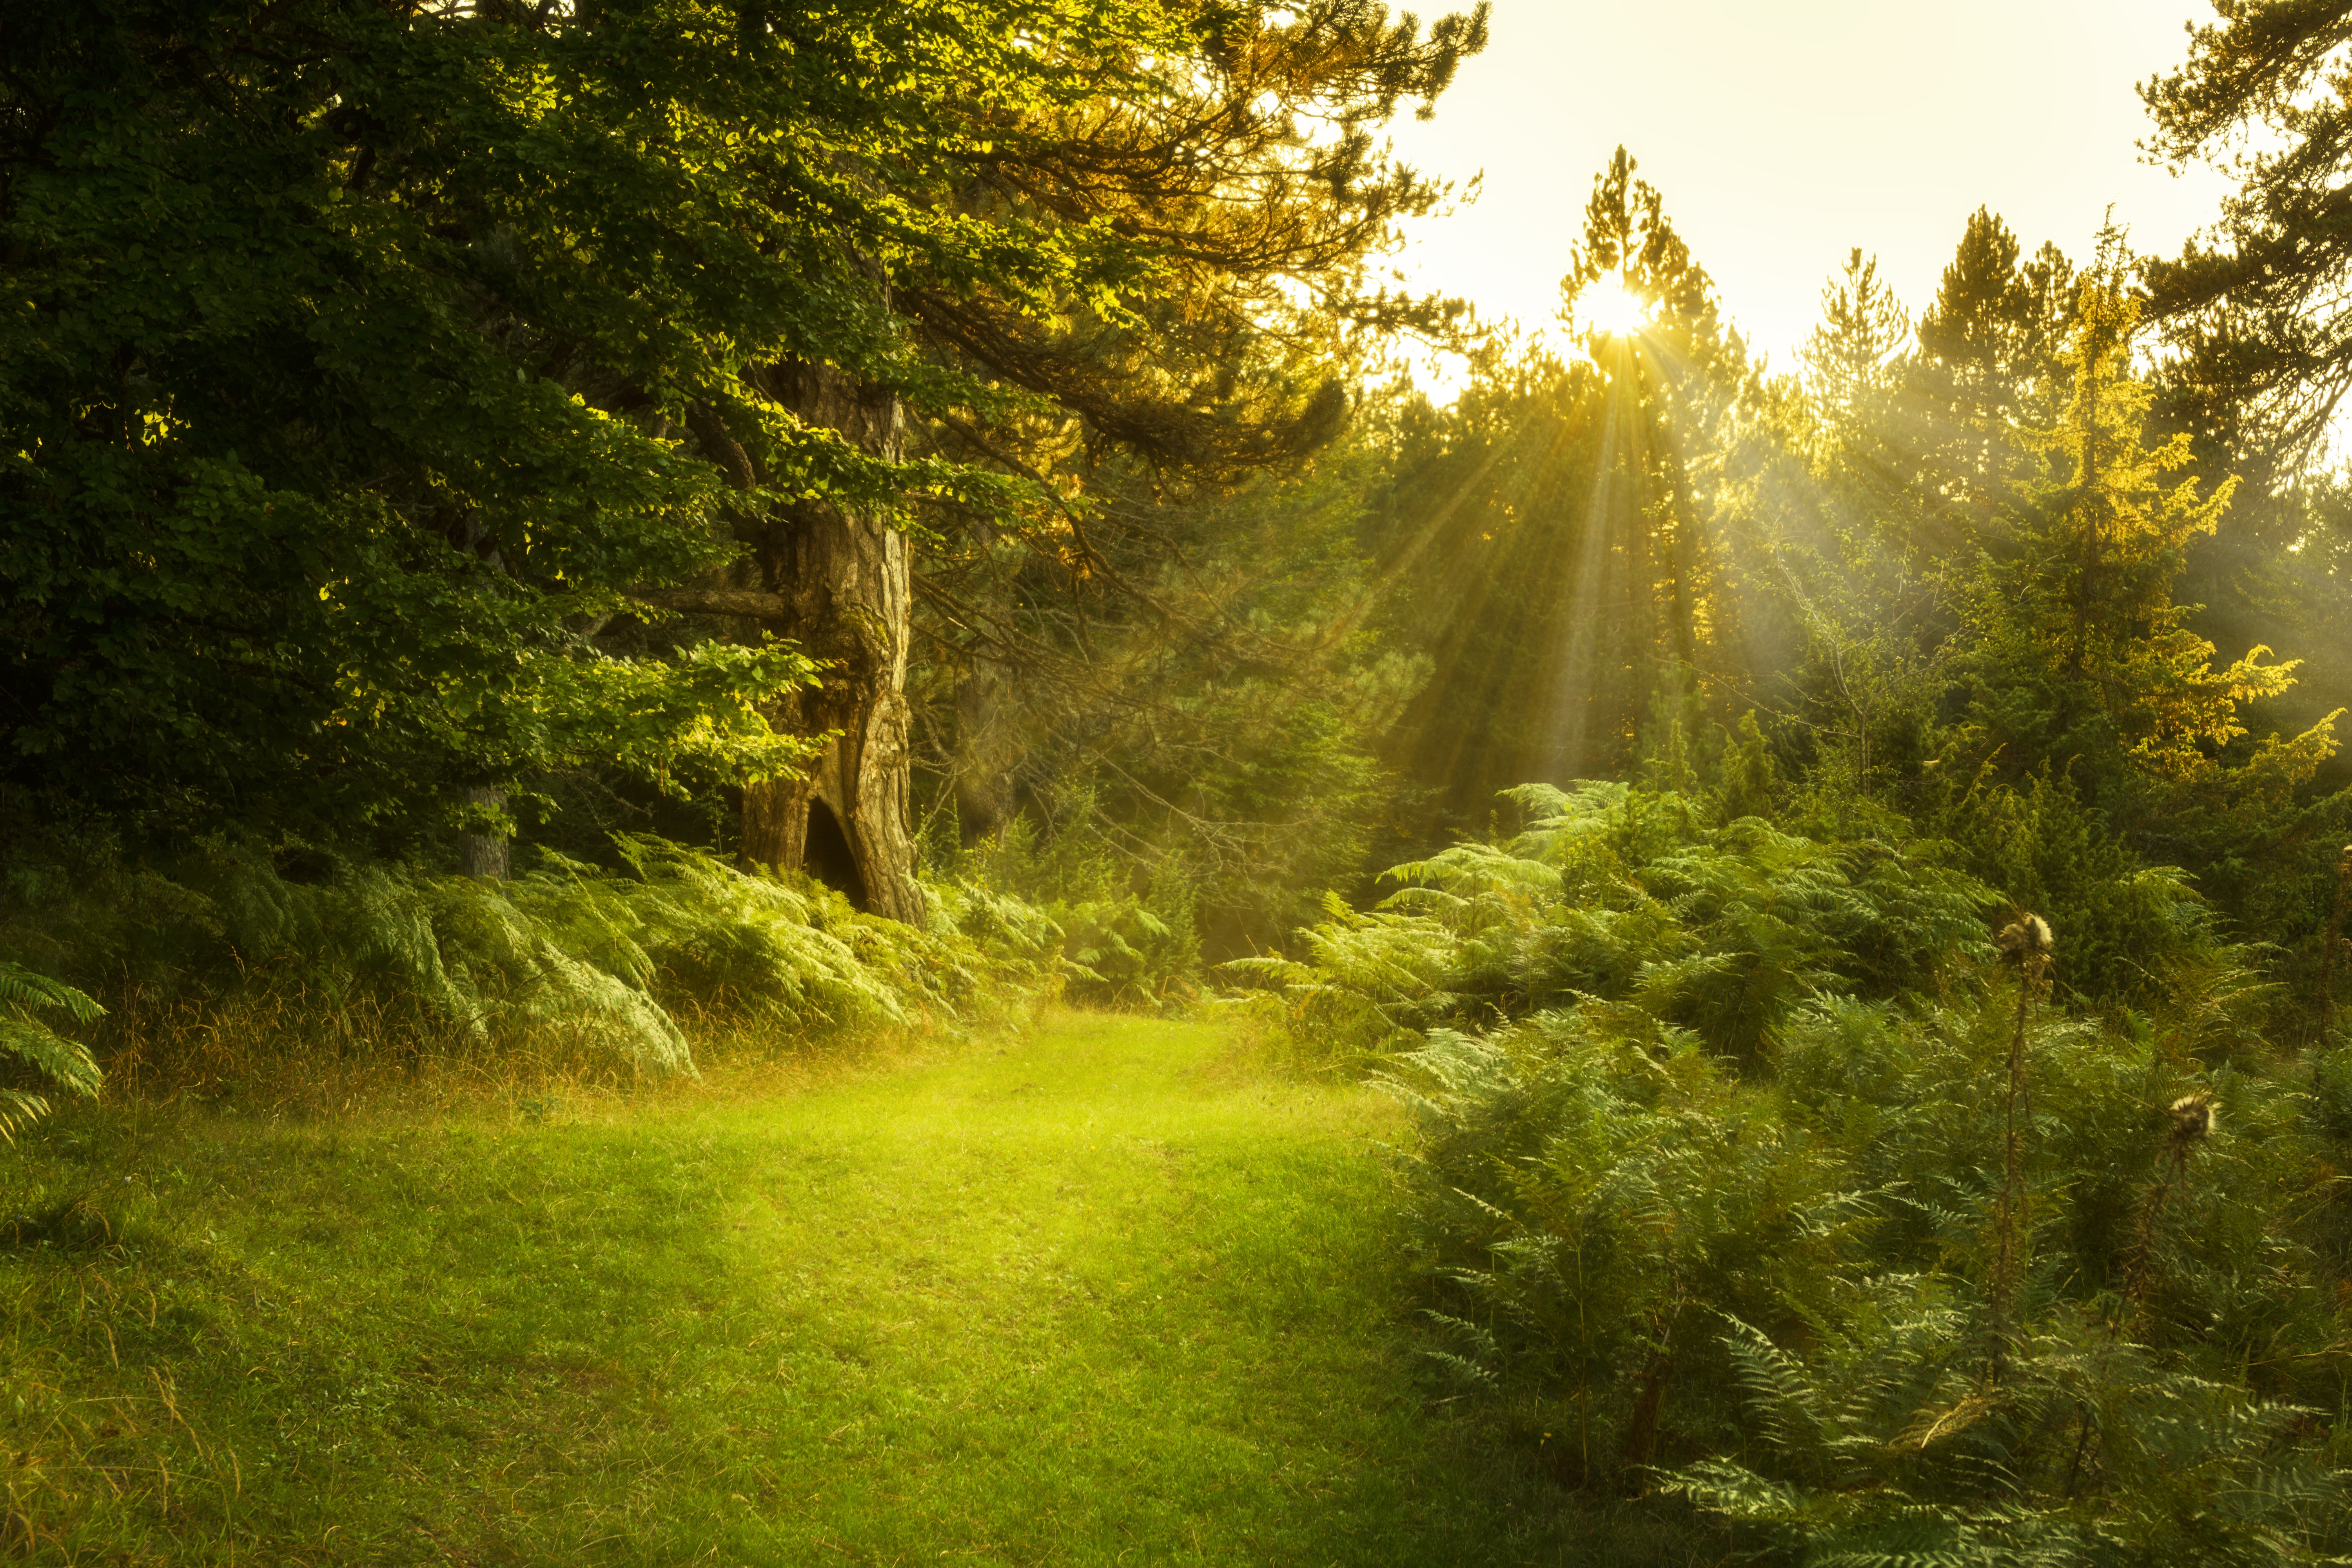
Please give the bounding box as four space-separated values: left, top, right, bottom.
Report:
1230 781 1993 1066
1255 782 2352 1559
934 812 1205 1007
0 835 1074 1089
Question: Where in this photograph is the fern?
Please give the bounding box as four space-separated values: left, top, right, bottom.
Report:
0 960 103 1140
1257 780 2350 1554
1232 781 1996 1067
1667 1296 2347 1567
0 836 1076 1082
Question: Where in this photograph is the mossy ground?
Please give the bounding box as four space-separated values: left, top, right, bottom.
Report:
0 1011 1673 1564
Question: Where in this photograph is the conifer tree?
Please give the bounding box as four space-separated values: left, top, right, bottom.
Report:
1801 249 1909 422
2143 1 2352 467
1564 149 1746 702
1370 151 1752 834
1956 265 2334 827
1909 209 2075 492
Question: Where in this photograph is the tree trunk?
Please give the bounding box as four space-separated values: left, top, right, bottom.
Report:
457 785 510 880
951 655 1021 844
735 360 927 926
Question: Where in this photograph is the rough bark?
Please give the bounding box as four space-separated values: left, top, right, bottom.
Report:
457 785 510 880
733 360 926 926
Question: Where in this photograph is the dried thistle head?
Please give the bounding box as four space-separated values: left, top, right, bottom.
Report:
2167 1089 2217 1146
1996 913 2054 965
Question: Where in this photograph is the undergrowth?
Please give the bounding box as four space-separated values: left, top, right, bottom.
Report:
1239 781 2352 1565
940 809 1206 1008
0 835 1109 1114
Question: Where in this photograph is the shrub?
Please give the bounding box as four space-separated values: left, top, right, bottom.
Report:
1256 782 2352 1556
1231 781 1993 1066
0 836 1073 1088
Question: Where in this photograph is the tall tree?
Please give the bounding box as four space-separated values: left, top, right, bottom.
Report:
1965 271 2279 778
1563 148 1748 706
1908 208 2074 496
1726 240 2347 998
2133 3 2352 895
2143 0 2352 468
0 0 1487 919
1 0 837 848
1370 151 1754 833
1800 249 1909 423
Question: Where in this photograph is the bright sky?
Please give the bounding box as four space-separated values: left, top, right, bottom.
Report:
1380 0 2238 388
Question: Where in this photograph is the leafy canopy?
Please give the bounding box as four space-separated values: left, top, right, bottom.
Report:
0 0 1486 843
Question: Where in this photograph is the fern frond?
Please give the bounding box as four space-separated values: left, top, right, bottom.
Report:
0 961 104 1025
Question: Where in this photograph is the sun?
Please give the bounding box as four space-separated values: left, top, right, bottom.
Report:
1572 273 1651 338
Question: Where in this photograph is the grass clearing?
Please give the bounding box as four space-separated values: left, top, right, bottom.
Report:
0 1011 1662 1564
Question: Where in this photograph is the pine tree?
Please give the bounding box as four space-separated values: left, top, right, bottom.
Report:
1801 249 1910 421
1957 262 2334 819
1910 209 2074 492
2143 0 2352 468
1370 151 1754 835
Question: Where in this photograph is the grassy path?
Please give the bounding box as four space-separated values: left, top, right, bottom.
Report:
0 1012 1582 1564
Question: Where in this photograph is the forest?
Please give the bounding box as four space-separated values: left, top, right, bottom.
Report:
6 0 2352 1562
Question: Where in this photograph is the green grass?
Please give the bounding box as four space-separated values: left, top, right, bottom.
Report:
0 1011 1658 1564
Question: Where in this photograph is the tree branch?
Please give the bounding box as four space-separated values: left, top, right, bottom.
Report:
632 588 788 619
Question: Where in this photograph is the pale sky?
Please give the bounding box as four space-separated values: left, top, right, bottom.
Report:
1380 0 2238 386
